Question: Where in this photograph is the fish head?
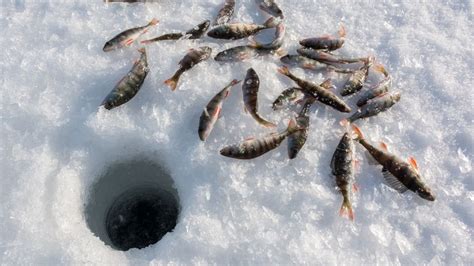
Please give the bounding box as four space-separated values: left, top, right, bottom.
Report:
103 41 115 52
219 146 240 158
391 92 402 102
417 187 435 201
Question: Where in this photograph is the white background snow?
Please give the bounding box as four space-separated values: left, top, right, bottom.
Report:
1 0 473 264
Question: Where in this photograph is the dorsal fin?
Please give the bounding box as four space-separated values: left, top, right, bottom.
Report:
379 142 388 152
320 79 333 90
382 169 408 193
408 157 419 171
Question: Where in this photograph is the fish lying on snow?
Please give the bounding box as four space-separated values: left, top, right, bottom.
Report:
249 22 285 49
288 97 314 159
297 48 365 65
272 87 302 111
101 48 149 110
242 68 276 128
343 91 401 123
214 0 235 25
300 24 346 51
164 46 212 91
255 0 284 18
220 119 300 159
141 20 210 43
356 65 391 107
198 79 242 141
280 54 354 74
277 66 351 113
103 18 158 52
340 56 375 96
352 125 435 201
207 17 279 40
331 130 357 220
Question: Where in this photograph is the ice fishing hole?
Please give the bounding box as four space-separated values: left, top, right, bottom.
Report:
85 159 180 251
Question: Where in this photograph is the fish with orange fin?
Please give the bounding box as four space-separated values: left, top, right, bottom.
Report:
356 64 391 107
101 48 149 110
331 130 357 220
280 54 355 74
342 91 401 124
164 46 212 91
242 68 277 128
256 0 284 18
287 97 315 159
207 17 279 40
300 24 346 51
340 56 375 96
297 48 365 65
103 18 159 52
198 79 241 141
141 20 210 43
277 66 351 113
351 125 435 201
220 119 300 159
249 21 285 49
214 0 235 25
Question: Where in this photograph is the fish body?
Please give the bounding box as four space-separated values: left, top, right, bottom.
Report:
207 17 277 40
214 0 235 25
164 46 212 91
250 22 285 49
352 126 435 201
280 54 353 73
347 92 401 123
103 18 158 52
331 132 356 220
198 79 241 141
341 57 374 96
242 68 276 128
256 0 284 18
288 98 314 159
102 48 149 110
297 48 364 64
277 66 351 113
142 20 210 43
356 75 392 107
214 45 278 62
300 25 346 51
272 87 301 110
220 119 299 159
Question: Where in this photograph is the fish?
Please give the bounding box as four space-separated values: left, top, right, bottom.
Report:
207 17 279 40
331 131 356 220
340 56 375 96
343 91 401 123
214 0 235 25
101 48 149 110
351 125 435 201
297 48 365 65
103 18 159 52
277 66 352 113
164 46 212 91
272 87 302 110
198 79 242 141
356 64 391 107
288 97 315 159
280 54 354 73
249 22 285 49
141 20 210 43
220 119 300 159
300 24 346 51
214 45 281 62
242 68 277 128
256 0 284 18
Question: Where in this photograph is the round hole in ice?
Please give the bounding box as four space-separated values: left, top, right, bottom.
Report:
85 158 180 251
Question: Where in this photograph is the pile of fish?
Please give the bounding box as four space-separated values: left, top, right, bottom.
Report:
100 0 435 221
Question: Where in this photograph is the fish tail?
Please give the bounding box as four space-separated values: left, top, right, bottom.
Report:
263 17 279 28
137 47 146 54
338 24 346 38
287 117 301 134
374 63 389 77
351 124 364 140
277 66 290 76
339 196 354 221
164 71 182 91
148 18 159 26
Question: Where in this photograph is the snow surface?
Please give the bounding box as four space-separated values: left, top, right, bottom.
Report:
1 0 473 264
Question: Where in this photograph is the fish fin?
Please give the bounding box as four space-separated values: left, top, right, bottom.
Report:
351 124 364 140
230 79 242 86
364 150 379 165
140 40 151 44
274 48 287 57
319 78 333 90
124 38 134 46
243 106 248 114
216 107 222 118
263 17 279 28
379 142 389 152
408 157 419 171
244 136 256 141
340 119 350 127
203 107 210 118
353 159 361 170
277 66 290 76
302 63 316 69
148 18 159 26
164 78 178 91
382 168 409 193
374 63 389 77
352 183 359 193
248 36 261 48
339 198 354 221
287 117 302 134
137 47 146 54
338 24 346 38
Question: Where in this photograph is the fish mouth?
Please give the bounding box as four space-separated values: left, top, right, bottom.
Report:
103 44 114 52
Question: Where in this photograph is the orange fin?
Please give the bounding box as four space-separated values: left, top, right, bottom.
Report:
319 78 333 90
277 66 290 76
408 157 419 170
340 118 350 127
379 142 388 152
351 124 364 140
338 24 346 38
339 200 354 221
244 136 256 141
148 18 159 26
164 78 177 91
352 183 359 193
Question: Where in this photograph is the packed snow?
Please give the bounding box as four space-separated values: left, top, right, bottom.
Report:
1 0 473 264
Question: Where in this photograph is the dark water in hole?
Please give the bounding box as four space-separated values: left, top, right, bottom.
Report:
85 159 180 251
